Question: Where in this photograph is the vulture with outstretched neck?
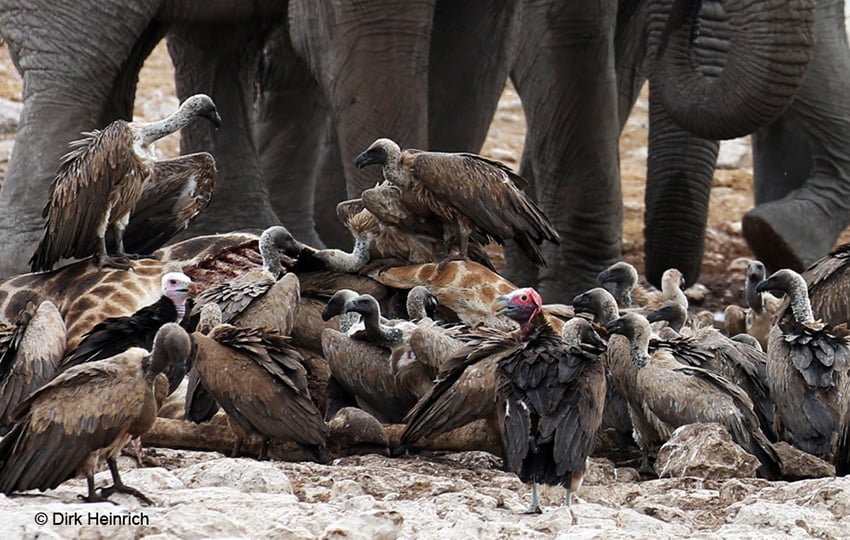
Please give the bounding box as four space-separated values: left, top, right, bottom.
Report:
354 138 560 267
605 312 781 480
0 323 192 503
757 268 850 472
30 94 221 272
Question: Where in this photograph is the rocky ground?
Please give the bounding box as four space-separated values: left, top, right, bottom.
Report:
1 39 850 539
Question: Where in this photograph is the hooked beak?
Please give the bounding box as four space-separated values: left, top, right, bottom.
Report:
605 319 624 335
355 146 388 169
755 279 773 294
492 294 510 316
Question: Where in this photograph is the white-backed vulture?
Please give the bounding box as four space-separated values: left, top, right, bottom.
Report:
191 303 328 460
354 138 559 266
0 323 191 503
597 262 687 311
744 260 784 349
605 313 781 480
192 225 301 329
0 301 66 434
756 268 850 472
30 94 221 271
801 243 850 326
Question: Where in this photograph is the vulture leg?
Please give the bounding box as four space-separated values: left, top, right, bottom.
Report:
524 483 543 514
111 215 140 260
97 233 131 271
258 439 271 461
639 448 653 475
231 437 244 458
79 473 117 505
126 436 145 467
98 457 153 505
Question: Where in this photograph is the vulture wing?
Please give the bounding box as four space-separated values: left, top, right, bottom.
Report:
30 122 147 271
118 152 217 256
803 243 850 326
0 352 146 493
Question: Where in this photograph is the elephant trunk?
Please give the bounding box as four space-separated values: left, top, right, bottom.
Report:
652 0 815 140
644 85 718 289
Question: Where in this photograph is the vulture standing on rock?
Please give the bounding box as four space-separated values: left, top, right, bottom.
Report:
191 303 328 460
605 312 781 479
354 138 560 266
59 270 194 394
0 323 192 504
30 94 221 272
756 268 850 472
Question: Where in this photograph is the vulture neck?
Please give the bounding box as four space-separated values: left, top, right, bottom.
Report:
319 236 371 273
594 294 620 325
663 282 688 311
259 242 283 279
360 304 401 344
406 289 431 321
382 148 406 186
518 311 546 342
339 312 362 334
137 103 204 147
786 276 815 324
746 275 765 313
628 322 652 368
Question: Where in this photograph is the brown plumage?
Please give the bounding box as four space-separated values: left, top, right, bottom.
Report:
0 323 192 503
801 243 850 326
757 268 850 472
605 312 781 479
0 301 66 434
116 152 217 256
191 304 327 460
354 138 559 266
192 226 301 328
30 94 221 272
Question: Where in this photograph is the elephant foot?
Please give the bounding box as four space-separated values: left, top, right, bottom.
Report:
742 198 842 272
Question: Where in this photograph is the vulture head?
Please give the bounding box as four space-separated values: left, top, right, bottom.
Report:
342 294 382 319
572 287 619 324
597 261 639 306
406 285 438 321
746 260 769 310
493 287 543 338
162 271 193 318
322 289 360 322
646 301 688 332
146 323 193 381
260 225 302 272
662 268 686 292
355 138 401 169
605 312 651 367
196 302 223 335
183 94 222 128
755 268 804 296
561 316 607 350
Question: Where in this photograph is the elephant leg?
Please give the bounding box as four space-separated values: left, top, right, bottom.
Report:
427 0 523 152
742 0 850 271
614 0 650 129
502 149 541 289
0 1 163 276
255 20 329 248
288 0 436 199
510 0 622 302
168 21 280 235
312 123 352 249
751 117 811 205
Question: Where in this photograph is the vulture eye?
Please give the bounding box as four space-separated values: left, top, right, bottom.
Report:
520 295 528 301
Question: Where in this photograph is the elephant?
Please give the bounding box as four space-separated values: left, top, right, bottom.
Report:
0 0 525 276
502 0 824 301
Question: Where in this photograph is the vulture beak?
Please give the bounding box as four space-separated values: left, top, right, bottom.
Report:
203 109 222 129
321 303 339 322
755 279 774 294
605 318 624 335
492 294 511 316
645 307 663 324
355 146 388 169
596 269 611 285
584 326 608 349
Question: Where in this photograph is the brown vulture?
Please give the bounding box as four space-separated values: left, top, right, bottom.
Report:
30 94 221 272
354 138 559 267
0 323 192 503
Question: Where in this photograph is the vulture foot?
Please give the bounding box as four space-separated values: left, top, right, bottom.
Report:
80 474 118 505
97 254 132 271
98 483 153 506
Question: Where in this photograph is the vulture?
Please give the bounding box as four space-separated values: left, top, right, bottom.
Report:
646 301 776 441
493 288 606 511
744 260 784 349
597 262 686 311
801 243 850 326
320 289 434 423
191 303 328 460
0 323 192 503
756 268 850 470
354 138 560 267
0 301 66 434
59 270 194 394
192 225 302 330
605 312 781 479
30 94 221 272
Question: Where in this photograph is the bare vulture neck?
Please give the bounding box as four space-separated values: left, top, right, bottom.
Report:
629 322 652 367
136 103 205 147
786 275 815 324
383 148 405 186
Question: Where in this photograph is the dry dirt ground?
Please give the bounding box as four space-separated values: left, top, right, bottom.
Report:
1 42 850 539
